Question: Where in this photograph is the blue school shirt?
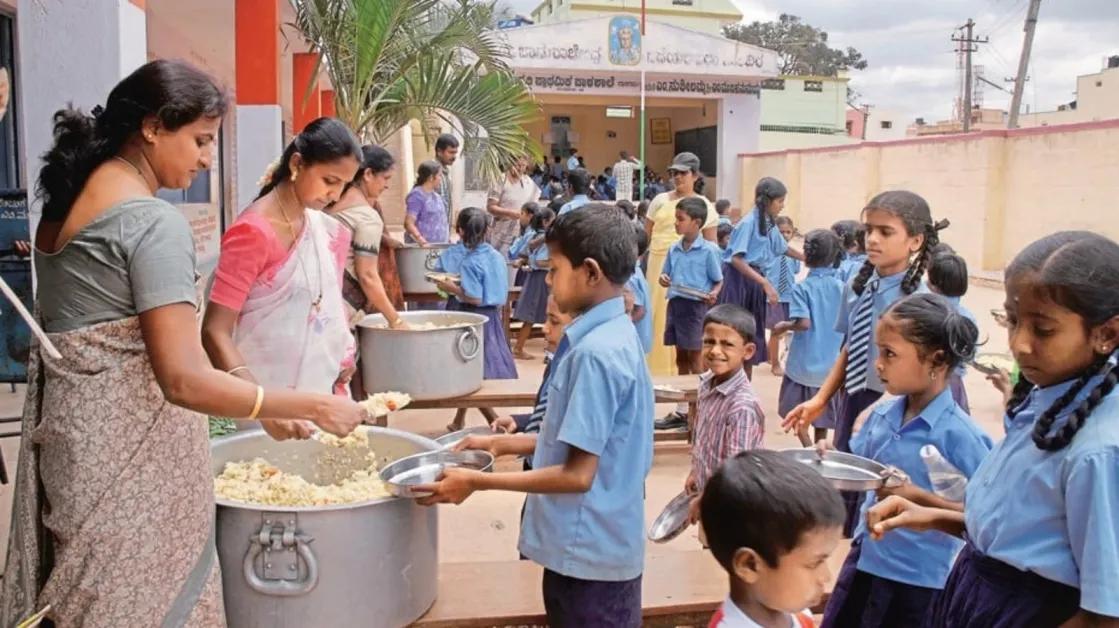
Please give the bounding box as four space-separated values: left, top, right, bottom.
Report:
724 208 788 267
839 253 868 283
662 237 723 300
625 264 653 354
852 390 993 588
764 255 802 303
519 297 654 581
459 244 508 307
508 228 536 261
785 268 845 389
558 194 591 216
835 270 926 394
434 242 468 274
965 368 1119 617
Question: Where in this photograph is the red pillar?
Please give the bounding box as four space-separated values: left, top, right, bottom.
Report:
292 52 322 133
320 90 336 118
234 0 279 105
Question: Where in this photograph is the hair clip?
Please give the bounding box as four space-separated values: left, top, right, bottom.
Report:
933 218 950 231
90 105 105 119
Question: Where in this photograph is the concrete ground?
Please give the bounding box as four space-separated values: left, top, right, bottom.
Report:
0 282 1013 581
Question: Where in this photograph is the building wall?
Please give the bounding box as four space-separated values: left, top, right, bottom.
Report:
739 120 1119 272
864 109 906 141
530 0 741 35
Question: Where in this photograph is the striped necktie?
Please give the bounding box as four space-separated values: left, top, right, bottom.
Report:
778 258 791 295
845 279 879 393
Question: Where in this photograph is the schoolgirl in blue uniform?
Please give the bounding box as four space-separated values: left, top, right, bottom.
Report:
783 190 948 535
717 177 804 375
774 229 846 447
509 201 539 288
434 208 518 429
511 205 555 360
820 293 993 628
832 219 867 284
928 251 975 413
868 231 1119 627
626 224 653 354
764 215 800 375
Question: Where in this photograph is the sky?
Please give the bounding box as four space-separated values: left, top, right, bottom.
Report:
498 0 1119 123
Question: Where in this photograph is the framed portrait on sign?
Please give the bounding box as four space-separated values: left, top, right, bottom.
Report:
650 118 672 144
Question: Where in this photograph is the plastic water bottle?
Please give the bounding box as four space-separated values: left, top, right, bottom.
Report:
920 445 967 501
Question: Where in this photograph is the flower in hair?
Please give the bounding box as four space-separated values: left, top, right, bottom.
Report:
256 157 281 188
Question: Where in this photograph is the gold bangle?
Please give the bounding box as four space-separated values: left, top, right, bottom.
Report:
247 386 264 420
227 365 249 376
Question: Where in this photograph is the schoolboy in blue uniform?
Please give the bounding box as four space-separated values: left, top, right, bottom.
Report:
418 207 653 627
625 224 653 354
659 196 723 375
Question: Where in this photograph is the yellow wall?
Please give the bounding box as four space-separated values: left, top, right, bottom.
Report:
740 120 1119 271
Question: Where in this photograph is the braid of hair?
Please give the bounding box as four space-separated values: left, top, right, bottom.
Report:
1005 375 1034 414
901 223 937 294
851 259 876 296
1032 357 1117 451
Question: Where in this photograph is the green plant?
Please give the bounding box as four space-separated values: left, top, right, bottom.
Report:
289 0 541 183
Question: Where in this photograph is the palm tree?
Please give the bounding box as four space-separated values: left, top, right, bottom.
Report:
289 0 540 183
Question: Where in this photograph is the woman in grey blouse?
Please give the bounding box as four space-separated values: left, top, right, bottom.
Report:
1 60 366 627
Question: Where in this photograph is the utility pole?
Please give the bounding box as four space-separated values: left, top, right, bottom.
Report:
952 19 988 132
1008 0 1043 129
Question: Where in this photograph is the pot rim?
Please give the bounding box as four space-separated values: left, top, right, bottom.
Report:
212 426 441 512
355 311 487 331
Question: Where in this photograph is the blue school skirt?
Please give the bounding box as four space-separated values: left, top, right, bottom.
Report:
513 269 549 325
778 376 838 430
765 301 791 330
716 261 767 364
925 542 1079 628
822 540 938 628
446 299 518 380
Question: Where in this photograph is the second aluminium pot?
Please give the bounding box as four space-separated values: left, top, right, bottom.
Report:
357 311 486 400
396 244 450 295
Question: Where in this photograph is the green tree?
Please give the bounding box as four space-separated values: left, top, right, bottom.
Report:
289 0 540 182
723 14 867 77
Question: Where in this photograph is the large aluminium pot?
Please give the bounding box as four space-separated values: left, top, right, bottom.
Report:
212 427 441 628
357 311 486 400
396 243 450 294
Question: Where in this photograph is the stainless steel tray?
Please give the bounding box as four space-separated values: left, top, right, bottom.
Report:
379 449 494 498
648 491 694 543
434 426 495 449
670 284 711 301
780 448 905 491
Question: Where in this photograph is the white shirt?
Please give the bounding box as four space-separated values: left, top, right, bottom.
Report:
712 598 813 628
566 155 580 171
613 158 640 202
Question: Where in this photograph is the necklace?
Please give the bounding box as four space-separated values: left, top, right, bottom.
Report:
276 186 303 240
278 188 323 314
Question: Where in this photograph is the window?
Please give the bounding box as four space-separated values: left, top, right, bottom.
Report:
761 78 785 90
803 80 823 92
0 14 19 190
845 120 854 134
880 120 893 129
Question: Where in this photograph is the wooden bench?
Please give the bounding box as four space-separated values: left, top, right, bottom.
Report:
413 545 844 627
406 375 700 444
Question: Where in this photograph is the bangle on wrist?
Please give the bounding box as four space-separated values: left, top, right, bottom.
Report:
247 385 264 420
227 365 249 376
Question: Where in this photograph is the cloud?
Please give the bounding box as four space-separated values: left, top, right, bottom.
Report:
500 0 1118 123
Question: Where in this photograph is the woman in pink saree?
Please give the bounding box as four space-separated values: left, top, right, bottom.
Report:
1 61 366 628
202 118 362 441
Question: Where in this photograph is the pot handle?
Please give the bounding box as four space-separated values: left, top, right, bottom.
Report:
424 249 441 271
243 532 319 597
455 327 482 362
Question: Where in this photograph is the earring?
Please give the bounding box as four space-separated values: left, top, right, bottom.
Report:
290 169 298 183
1102 345 1112 353
930 371 937 381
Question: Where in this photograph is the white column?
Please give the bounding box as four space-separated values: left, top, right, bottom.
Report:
233 105 283 212
716 93 761 207
17 0 146 234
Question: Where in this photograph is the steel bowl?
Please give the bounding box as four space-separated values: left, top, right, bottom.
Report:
435 426 496 449
379 449 495 498
648 491 694 543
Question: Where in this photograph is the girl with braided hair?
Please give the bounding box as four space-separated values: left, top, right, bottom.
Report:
867 231 1119 627
782 190 947 535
